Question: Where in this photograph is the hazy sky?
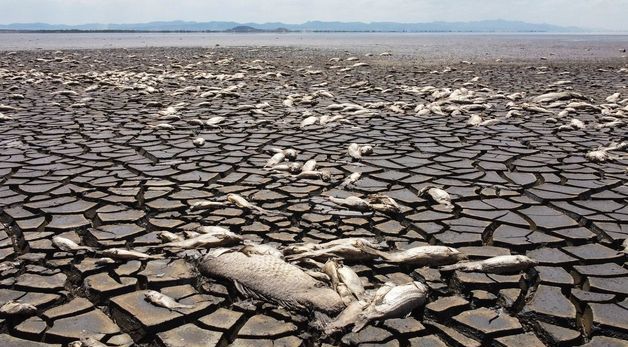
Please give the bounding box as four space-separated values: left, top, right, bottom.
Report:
1 0 627 30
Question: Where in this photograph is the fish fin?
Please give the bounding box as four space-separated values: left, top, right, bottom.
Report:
311 311 331 331
352 314 370 333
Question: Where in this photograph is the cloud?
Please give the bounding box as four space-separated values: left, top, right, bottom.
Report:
0 0 626 30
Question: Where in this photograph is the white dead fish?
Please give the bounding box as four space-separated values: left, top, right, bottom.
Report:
440 255 537 273
152 123 174 130
302 159 317 172
467 114 483 126
531 91 586 103
144 290 193 310
0 301 37 316
155 230 241 249
285 239 381 262
300 115 319 128
340 172 362 188
328 196 371 211
337 264 365 300
270 162 303 174
227 193 283 216
158 231 182 242
324 299 370 335
361 245 463 266
606 93 621 103
348 143 362 160
418 186 453 208
297 170 331 181
193 137 205 147
190 200 226 211
265 152 286 167
366 194 401 214
94 257 116 265
206 116 225 127
52 236 93 252
101 248 161 260
353 281 429 332
0 113 13 121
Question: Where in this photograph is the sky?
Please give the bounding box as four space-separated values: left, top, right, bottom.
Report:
1 0 627 31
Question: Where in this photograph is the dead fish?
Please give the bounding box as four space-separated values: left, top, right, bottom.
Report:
52 236 93 252
324 299 369 335
0 113 13 121
101 248 161 260
285 239 381 262
606 93 621 103
347 143 362 160
270 162 302 174
302 159 317 172
361 245 463 266
144 290 194 310
328 195 371 211
206 116 225 127
366 194 401 214
440 255 537 273
300 115 319 128
284 238 383 255
337 264 365 300
265 152 286 168
189 200 226 211
152 123 174 130
623 239 627 254
531 91 586 103
297 170 331 181
557 118 585 131
467 114 483 126
227 193 283 216
94 257 116 265
240 242 283 259
418 186 453 208
0 301 37 316
193 137 205 147
353 281 428 332
155 229 241 249
340 172 362 188
158 231 182 242
199 249 345 314
586 141 626 162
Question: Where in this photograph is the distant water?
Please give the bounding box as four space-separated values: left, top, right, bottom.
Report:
1 32 627 60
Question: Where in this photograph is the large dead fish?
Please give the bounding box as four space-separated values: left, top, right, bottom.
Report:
352 281 428 332
440 255 537 273
199 249 345 314
144 290 194 310
361 245 463 266
323 259 365 301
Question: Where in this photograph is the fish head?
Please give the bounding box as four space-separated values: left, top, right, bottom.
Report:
144 290 160 300
319 169 332 181
283 149 298 160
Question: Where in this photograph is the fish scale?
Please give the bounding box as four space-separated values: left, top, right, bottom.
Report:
200 251 345 314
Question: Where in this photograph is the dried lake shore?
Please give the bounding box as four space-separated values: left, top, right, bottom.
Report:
0 46 626 346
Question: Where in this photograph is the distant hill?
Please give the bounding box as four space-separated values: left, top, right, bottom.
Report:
0 20 586 33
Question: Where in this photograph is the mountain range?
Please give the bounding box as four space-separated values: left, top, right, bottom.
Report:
0 20 585 32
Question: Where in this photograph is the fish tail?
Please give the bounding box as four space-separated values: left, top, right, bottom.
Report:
439 263 460 272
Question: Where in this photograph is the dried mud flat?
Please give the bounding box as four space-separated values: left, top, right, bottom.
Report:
0 47 627 347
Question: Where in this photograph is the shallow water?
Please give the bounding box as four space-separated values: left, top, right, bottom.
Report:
1 32 627 60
